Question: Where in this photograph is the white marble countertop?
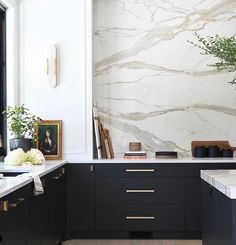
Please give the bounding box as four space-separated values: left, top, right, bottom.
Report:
201 169 236 199
0 160 67 199
72 157 236 164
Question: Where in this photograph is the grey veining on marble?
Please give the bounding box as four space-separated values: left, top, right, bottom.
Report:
93 0 236 157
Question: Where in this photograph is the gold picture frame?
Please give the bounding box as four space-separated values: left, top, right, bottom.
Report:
35 120 62 160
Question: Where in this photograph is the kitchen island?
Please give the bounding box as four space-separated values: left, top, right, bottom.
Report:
201 170 236 245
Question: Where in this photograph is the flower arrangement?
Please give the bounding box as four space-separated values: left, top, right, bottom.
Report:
4 148 45 166
26 149 45 165
4 148 27 166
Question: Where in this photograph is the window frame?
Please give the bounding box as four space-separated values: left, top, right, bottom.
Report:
0 6 6 156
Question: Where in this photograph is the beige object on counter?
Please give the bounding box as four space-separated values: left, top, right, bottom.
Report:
129 142 141 151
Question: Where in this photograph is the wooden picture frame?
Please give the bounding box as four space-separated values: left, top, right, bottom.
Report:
35 120 62 160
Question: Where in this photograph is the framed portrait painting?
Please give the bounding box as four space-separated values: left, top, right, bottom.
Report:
36 120 62 160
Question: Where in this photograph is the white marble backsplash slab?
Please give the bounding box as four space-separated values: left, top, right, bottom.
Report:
93 0 236 157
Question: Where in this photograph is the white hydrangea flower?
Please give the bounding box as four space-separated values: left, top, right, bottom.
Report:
4 148 27 166
26 148 45 165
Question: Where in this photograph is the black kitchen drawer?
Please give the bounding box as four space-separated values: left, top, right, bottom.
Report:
96 164 184 178
96 178 184 204
96 204 185 231
185 177 201 203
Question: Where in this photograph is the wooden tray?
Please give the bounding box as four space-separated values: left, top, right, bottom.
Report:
191 141 236 156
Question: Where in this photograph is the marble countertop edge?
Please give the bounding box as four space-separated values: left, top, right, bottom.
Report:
0 160 67 199
201 170 236 199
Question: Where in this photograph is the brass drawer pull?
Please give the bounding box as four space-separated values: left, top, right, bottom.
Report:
9 198 24 208
0 200 9 212
126 169 155 172
126 216 155 220
53 174 63 180
61 167 65 174
126 189 155 193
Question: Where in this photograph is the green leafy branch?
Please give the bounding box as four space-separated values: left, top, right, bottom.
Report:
188 33 236 84
3 105 41 139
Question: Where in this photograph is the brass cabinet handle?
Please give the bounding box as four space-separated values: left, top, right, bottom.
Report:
9 198 24 208
126 216 155 220
53 173 63 180
61 167 65 174
46 58 49 75
126 169 155 172
0 200 9 212
126 189 155 193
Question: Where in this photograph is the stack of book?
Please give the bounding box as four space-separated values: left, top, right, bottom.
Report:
124 151 147 160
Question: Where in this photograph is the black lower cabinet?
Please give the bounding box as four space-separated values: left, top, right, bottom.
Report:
0 185 30 245
67 162 236 240
28 167 66 245
201 180 235 245
0 166 66 245
67 164 95 238
184 163 236 237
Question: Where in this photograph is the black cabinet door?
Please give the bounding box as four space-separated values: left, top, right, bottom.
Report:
0 203 6 244
185 163 236 234
201 180 233 245
28 168 65 245
48 167 66 244
27 178 49 245
0 185 29 245
67 164 95 233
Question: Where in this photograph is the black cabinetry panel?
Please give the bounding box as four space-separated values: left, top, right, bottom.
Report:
67 164 95 233
96 204 185 231
96 163 184 178
97 178 184 204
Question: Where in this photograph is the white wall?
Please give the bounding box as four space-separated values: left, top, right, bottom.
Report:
18 0 93 161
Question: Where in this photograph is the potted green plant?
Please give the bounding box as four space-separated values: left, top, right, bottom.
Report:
188 33 236 84
3 105 41 152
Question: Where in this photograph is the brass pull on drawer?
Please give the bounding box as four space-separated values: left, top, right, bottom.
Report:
126 189 155 193
0 200 9 212
126 216 155 220
53 174 63 180
126 169 155 173
9 198 25 208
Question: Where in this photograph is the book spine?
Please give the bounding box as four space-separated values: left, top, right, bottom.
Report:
123 156 147 160
124 153 147 156
93 107 102 159
98 120 106 158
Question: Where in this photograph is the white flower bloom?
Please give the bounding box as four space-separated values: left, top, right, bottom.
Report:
26 148 45 165
4 148 27 166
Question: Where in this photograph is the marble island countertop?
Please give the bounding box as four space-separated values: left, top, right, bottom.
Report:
0 160 67 199
201 170 236 199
